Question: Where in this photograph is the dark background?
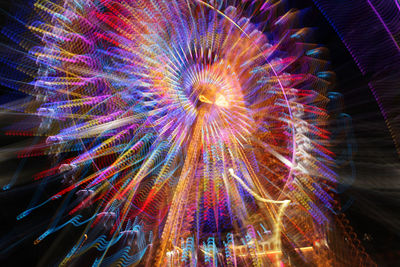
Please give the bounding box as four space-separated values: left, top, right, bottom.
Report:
0 0 399 266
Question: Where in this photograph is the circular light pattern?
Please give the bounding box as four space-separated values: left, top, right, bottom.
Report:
0 0 376 266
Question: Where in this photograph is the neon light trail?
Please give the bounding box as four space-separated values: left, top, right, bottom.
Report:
0 0 381 266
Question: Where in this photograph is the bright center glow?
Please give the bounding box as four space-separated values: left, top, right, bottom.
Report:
215 93 229 107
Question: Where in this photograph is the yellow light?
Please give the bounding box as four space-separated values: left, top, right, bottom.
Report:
199 94 213 104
